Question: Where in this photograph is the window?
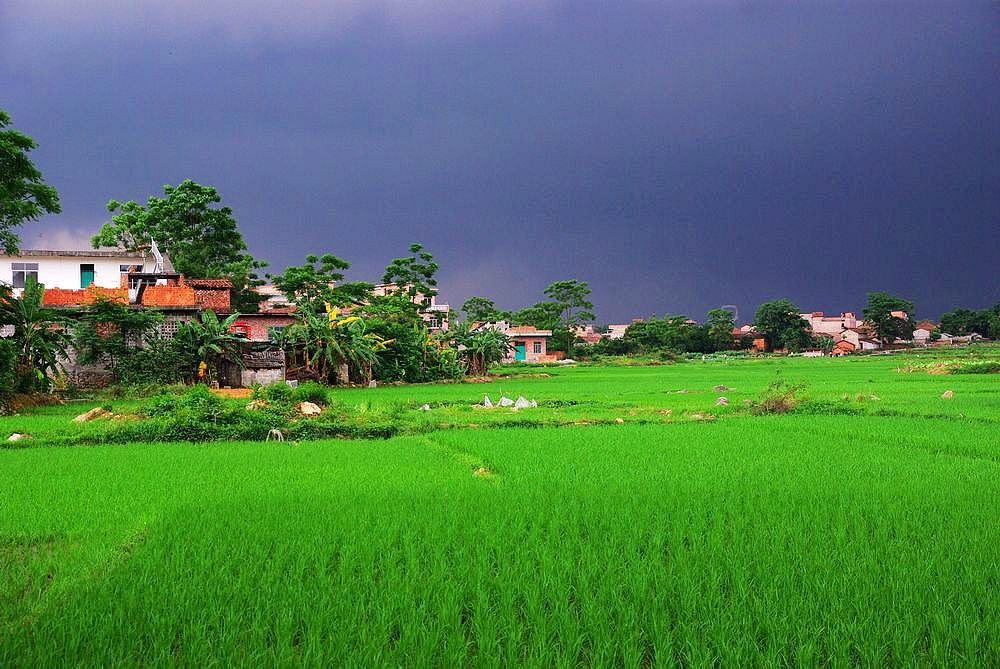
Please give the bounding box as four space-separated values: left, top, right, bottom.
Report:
428 317 441 329
80 264 95 288
230 322 251 339
533 341 542 354
11 263 38 289
267 326 286 341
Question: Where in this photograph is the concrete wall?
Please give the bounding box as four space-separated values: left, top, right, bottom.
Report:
1 253 144 294
508 336 548 362
241 368 285 387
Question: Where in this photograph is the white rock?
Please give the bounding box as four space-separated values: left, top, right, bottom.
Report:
483 395 493 408
297 401 322 416
941 390 954 399
530 399 538 408
514 396 531 409
420 403 431 411
715 397 729 406
7 433 29 442
368 380 377 388
497 396 514 407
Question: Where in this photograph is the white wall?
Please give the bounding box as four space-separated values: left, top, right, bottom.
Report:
0 253 144 293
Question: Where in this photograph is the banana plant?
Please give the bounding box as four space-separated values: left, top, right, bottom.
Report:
175 310 244 384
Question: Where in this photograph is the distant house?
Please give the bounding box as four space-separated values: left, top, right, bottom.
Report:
605 324 629 340
472 321 554 362
839 329 879 351
799 311 859 337
571 324 602 345
831 340 856 356
506 325 553 362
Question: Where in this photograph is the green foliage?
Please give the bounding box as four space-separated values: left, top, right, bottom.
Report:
0 337 15 409
293 381 329 406
862 292 916 346
623 315 709 354
260 382 294 405
116 337 196 387
269 253 372 312
705 308 736 351
949 361 1000 375
381 243 439 310
91 179 265 308
940 306 1000 339
461 296 508 323
542 280 595 327
0 276 72 391
451 322 512 375
94 180 244 276
0 109 61 254
175 310 244 383
813 335 835 354
751 380 807 415
73 297 163 382
753 299 811 352
369 320 461 383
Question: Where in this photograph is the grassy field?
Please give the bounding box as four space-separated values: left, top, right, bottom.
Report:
2 348 999 665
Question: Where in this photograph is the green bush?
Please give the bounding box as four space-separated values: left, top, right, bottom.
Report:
950 361 1000 375
117 337 195 386
293 381 329 406
261 382 294 405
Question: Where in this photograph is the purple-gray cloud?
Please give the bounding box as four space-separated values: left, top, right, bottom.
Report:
3 1 998 322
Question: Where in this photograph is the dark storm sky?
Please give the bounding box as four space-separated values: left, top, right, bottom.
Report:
3 1 998 322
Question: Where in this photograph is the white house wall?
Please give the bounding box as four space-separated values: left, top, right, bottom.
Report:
0 253 144 293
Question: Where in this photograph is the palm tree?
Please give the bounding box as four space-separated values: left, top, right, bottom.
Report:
175 310 244 384
0 277 73 391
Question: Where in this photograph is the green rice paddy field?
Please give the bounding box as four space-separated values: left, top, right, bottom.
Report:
2 350 999 666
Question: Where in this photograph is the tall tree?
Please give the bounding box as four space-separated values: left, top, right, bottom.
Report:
862 292 915 346
461 296 507 323
92 180 265 309
542 280 595 327
381 243 439 310
705 308 736 352
269 253 372 313
0 109 61 254
753 299 811 352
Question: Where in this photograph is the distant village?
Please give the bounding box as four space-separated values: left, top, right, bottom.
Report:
1 245 992 391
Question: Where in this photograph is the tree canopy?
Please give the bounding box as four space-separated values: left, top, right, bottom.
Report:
0 109 61 254
381 243 439 310
269 253 372 313
753 299 811 352
862 292 915 346
461 296 508 323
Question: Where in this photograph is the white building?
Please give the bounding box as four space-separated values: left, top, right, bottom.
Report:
605 324 629 340
0 249 147 296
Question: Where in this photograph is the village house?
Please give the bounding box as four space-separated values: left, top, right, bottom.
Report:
1 248 147 296
471 321 555 362
605 324 629 340
570 324 603 345
799 312 859 337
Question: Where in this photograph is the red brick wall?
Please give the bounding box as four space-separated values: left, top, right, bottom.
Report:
141 284 197 307
42 286 128 306
231 315 296 341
